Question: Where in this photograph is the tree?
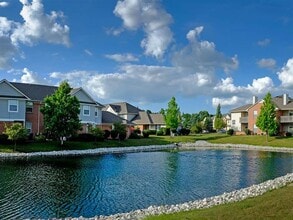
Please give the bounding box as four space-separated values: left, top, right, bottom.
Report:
4 123 28 151
214 104 225 131
113 121 127 141
41 81 81 145
164 97 181 133
256 92 278 142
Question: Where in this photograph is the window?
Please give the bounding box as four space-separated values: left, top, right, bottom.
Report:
8 100 18 112
95 108 98 117
26 102 33 113
25 122 32 133
232 120 235 125
253 110 258 117
83 105 90 116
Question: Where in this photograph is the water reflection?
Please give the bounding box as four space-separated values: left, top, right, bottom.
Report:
0 150 292 219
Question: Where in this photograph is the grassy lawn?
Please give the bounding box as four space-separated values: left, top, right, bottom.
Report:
0 133 292 153
144 184 293 220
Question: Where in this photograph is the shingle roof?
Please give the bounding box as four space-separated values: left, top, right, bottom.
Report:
230 104 252 113
272 95 293 110
132 112 165 125
102 111 133 124
11 82 58 101
105 102 142 114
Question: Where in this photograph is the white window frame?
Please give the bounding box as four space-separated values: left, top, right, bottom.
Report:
8 100 18 112
95 108 98 117
25 122 32 133
83 105 90 116
26 101 33 113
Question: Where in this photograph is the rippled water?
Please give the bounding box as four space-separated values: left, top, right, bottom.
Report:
0 149 292 219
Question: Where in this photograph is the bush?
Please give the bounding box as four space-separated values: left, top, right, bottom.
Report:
142 130 150 138
164 128 170 136
156 129 164 136
110 130 118 139
90 127 104 141
285 132 292 137
35 133 46 142
133 128 141 135
73 133 95 142
0 134 11 145
148 130 157 135
244 128 251 135
129 132 140 139
104 130 111 139
118 132 127 141
179 128 190 136
227 129 234 136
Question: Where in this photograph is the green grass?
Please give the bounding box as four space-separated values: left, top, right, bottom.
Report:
144 184 293 220
0 134 292 153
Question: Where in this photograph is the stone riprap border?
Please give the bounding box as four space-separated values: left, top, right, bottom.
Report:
0 144 177 159
179 140 293 153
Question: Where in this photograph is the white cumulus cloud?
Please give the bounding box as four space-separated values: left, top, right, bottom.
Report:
278 58 293 89
20 67 46 84
114 0 173 59
11 0 70 46
248 76 274 94
172 26 238 74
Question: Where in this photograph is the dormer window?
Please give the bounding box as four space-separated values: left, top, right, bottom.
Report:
8 100 18 112
83 105 90 116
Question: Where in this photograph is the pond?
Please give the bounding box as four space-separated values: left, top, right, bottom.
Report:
0 149 292 219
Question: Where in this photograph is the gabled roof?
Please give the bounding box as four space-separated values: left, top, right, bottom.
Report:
101 111 133 125
272 95 293 110
132 112 165 125
10 82 58 101
230 104 252 113
105 102 142 114
71 87 104 108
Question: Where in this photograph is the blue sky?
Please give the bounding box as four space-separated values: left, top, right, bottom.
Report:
0 0 292 114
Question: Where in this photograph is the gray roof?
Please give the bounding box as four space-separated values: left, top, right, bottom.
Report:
101 111 133 125
11 82 58 101
105 102 142 114
230 104 252 113
132 112 165 125
272 95 293 110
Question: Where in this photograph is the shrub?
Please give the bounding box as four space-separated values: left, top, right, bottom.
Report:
180 128 190 136
227 129 234 136
110 130 118 139
156 129 164 136
0 134 11 145
142 130 150 138
104 130 111 139
133 128 141 135
285 132 292 137
244 128 251 135
90 127 104 141
148 130 157 135
164 128 170 136
118 132 127 141
73 133 95 142
129 132 140 139
35 133 46 142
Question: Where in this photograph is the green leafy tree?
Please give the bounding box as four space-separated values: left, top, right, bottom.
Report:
4 123 28 151
41 81 81 145
256 92 278 142
214 104 225 131
90 126 104 142
164 97 181 133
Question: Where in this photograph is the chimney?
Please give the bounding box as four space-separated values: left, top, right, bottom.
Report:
283 94 288 105
252 96 258 104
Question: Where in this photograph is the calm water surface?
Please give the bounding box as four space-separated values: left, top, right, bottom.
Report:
0 149 292 219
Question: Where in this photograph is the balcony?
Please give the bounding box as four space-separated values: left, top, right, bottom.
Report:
280 116 293 123
240 117 248 123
